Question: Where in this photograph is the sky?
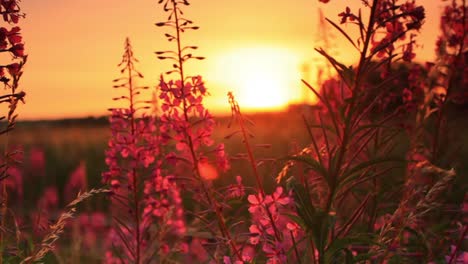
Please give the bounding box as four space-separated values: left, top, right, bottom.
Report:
17 0 444 120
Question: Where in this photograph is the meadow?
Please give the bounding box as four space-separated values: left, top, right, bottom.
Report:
11 111 312 204
8 104 467 263
0 0 467 263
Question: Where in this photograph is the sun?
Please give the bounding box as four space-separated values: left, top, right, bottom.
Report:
211 47 301 111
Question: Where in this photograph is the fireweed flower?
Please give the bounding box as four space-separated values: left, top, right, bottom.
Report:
154 1 244 261
4 165 22 200
28 147 45 177
248 187 303 263
338 7 356 24
225 175 245 199
155 0 230 184
434 0 467 102
102 38 160 263
142 169 187 249
157 71 236 258
9 42 23 56
215 143 230 171
369 0 425 63
158 76 224 163
0 0 26 116
76 212 108 250
33 187 59 235
0 2 26 255
158 74 230 185
64 161 87 203
444 247 468 264
0 0 22 23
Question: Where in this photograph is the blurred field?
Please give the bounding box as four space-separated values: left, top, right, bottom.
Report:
10 103 468 203
7 110 315 208
8 102 468 207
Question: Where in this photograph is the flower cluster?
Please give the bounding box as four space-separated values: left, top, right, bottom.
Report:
434 0 467 104
0 0 26 254
374 1 424 61
0 0 22 23
437 1 468 58
64 161 87 203
0 0 26 130
142 168 187 257
158 75 229 176
102 38 158 263
248 187 302 263
33 187 59 236
0 0 26 101
225 175 245 199
370 1 424 64
154 1 242 260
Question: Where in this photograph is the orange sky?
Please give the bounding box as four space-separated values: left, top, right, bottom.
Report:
18 0 444 120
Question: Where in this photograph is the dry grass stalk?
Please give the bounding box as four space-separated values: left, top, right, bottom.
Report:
20 188 110 263
376 161 456 258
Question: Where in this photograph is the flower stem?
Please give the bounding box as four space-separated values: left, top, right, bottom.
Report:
171 1 242 259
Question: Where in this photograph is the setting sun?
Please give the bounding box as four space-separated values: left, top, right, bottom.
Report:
210 47 302 111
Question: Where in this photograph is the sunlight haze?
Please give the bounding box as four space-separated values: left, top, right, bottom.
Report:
19 0 443 119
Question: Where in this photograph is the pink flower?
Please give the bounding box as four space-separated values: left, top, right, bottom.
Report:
65 161 87 202
249 224 261 244
1 0 20 23
227 175 245 199
248 193 265 214
6 62 20 76
263 241 286 263
9 43 24 57
338 7 356 24
29 148 45 177
265 187 290 206
215 143 230 171
4 166 22 199
37 187 58 211
77 212 108 249
7 26 21 44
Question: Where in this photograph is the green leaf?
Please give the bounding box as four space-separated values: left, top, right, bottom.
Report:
287 176 329 252
315 48 355 88
338 157 405 189
326 18 359 51
350 124 394 139
287 155 330 187
287 177 316 230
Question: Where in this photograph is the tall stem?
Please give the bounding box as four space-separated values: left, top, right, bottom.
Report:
126 41 141 264
325 0 379 215
236 110 264 196
171 2 242 259
229 96 283 247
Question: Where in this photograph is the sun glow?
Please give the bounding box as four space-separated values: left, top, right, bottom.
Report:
210 47 302 111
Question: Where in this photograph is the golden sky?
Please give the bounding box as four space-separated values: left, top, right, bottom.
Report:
18 0 443 120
